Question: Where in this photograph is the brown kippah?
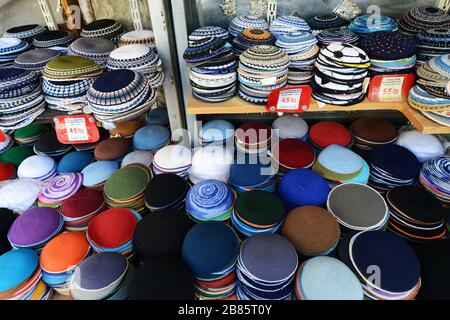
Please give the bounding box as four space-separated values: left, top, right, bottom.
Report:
94 138 130 161
281 206 340 255
350 118 397 143
109 120 145 138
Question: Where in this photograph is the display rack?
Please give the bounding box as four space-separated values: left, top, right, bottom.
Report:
187 94 450 135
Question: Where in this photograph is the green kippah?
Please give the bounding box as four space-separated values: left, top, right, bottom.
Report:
0 146 34 167
235 190 285 226
104 165 151 201
312 160 362 181
14 124 46 140
46 56 97 71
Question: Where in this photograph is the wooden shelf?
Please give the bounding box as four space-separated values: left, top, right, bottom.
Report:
187 94 450 135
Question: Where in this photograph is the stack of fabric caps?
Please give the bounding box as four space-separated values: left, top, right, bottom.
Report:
186 179 234 223
7 207 63 251
87 208 141 257
281 206 340 257
107 44 162 79
188 26 229 41
199 120 235 146
350 118 398 151
0 249 51 300
13 123 48 146
0 37 31 67
133 124 170 152
237 233 298 300
32 31 75 53
309 121 353 151
70 252 130 300
0 68 45 129
40 232 91 296
229 16 269 38
398 6 450 36
14 48 60 73
237 45 289 105
419 156 450 207
182 222 239 300
133 209 192 262
42 56 102 112
57 151 94 174
386 186 446 242
235 122 272 153
121 150 153 168
327 183 389 233
409 54 450 126
269 16 310 39
0 209 15 254
358 31 416 76
312 42 370 106
316 28 359 47
0 146 33 167
37 173 83 208
184 37 236 103
312 145 366 187
94 138 130 161
232 190 285 239
414 239 450 299
128 256 193 300
278 169 329 210
81 19 124 43
33 131 72 157
275 32 319 85
87 69 157 123
0 133 13 154
339 231 421 300
103 164 152 213
294 256 363 300
271 138 315 174
81 161 119 190
272 115 308 140
68 37 116 66
144 173 189 212
348 14 398 36
367 144 421 192
232 28 276 55
189 146 233 184
307 14 348 32
152 145 191 178
0 162 16 181
17 155 56 181
60 189 105 231
229 153 276 193
416 29 450 66
3 24 47 42
396 129 445 162
119 30 156 48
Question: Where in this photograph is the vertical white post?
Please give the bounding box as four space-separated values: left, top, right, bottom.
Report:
130 0 143 31
38 0 59 30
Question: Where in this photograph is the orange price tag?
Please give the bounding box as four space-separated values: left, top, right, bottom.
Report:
54 115 100 144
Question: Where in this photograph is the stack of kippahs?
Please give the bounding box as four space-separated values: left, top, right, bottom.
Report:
32 31 75 53
68 37 116 67
316 28 359 47
188 26 229 42
0 68 45 130
348 14 398 36
81 19 124 44
398 6 450 36
0 38 31 67
229 16 269 38
184 36 237 103
14 49 60 73
119 30 156 48
307 14 348 33
269 16 310 39
42 56 102 112
4 24 46 42
232 28 276 55
358 31 417 76
312 42 370 106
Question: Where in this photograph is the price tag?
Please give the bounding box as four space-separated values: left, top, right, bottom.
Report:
54 115 100 144
368 74 415 102
266 86 312 113
0 130 6 143
65 117 89 141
